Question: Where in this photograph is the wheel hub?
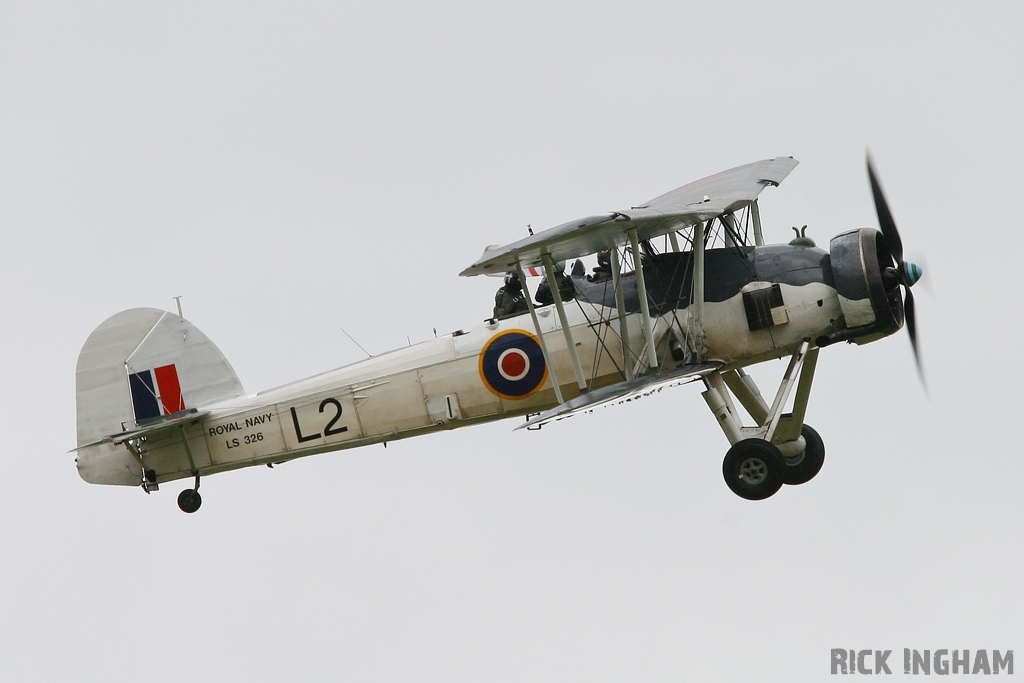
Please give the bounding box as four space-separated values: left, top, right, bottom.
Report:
784 451 806 467
738 457 768 485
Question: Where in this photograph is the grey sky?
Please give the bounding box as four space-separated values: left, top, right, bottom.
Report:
1 1 1021 680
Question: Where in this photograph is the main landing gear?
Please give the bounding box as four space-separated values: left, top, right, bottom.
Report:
177 473 202 513
704 341 826 500
721 425 826 500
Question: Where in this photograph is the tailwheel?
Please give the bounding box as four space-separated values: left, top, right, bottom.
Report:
177 473 202 513
722 439 785 500
780 424 825 486
177 489 202 513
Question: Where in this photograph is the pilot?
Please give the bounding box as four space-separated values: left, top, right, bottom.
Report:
535 262 576 306
493 271 529 319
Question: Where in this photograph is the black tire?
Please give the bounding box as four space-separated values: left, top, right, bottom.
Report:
177 489 202 513
780 424 825 486
722 439 785 500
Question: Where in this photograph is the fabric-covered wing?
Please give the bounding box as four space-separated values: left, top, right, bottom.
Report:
460 157 798 277
515 362 721 430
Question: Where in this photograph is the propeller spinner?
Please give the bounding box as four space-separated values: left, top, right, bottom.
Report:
867 155 924 378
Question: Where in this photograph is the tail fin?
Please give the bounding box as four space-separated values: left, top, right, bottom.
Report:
75 308 245 485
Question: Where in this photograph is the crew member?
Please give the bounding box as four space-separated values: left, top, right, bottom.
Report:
535 262 576 306
588 251 612 282
493 272 529 319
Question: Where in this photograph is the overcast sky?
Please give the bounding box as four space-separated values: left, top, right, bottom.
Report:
1 1 1021 681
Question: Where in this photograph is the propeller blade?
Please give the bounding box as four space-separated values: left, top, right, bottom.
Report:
866 155 904 266
903 287 925 385
867 153 925 387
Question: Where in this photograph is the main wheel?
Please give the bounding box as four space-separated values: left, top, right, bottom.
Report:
722 439 785 500
177 489 202 513
780 424 825 486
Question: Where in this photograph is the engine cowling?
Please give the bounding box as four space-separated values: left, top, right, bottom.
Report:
820 228 904 346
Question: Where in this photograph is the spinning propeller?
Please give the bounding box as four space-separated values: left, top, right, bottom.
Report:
867 154 924 379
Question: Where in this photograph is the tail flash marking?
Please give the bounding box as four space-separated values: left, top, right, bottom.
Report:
129 370 160 421
129 364 186 422
153 364 184 414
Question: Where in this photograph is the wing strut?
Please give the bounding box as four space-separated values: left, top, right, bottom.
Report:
691 220 707 358
515 263 565 404
609 248 633 381
751 199 764 246
541 254 589 394
627 228 660 373
668 231 682 252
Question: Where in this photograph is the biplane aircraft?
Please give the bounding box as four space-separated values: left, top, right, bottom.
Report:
73 156 922 512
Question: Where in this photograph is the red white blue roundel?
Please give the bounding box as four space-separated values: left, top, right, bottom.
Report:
479 330 548 400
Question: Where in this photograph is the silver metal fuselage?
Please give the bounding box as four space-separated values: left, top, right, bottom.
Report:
126 246 848 487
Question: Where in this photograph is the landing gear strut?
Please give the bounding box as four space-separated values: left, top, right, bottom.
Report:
177 473 202 513
704 341 826 500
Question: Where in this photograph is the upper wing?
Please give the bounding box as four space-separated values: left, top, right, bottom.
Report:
636 156 797 213
460 157 798 277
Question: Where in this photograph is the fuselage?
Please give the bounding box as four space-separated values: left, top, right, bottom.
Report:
115 242 861 488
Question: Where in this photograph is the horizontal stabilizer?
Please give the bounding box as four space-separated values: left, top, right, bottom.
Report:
71 408 210 452
516 362 721 430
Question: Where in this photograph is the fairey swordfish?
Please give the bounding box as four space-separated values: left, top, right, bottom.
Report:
73 156 923 512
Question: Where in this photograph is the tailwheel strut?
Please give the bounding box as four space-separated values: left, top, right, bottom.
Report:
177 472 202 514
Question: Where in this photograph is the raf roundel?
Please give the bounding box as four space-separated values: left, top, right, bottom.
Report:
479 330 548 400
